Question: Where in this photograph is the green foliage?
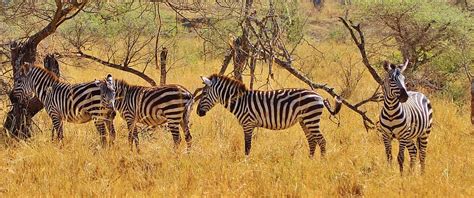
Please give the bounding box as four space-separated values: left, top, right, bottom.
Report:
273 0 305 44
353 0 473 93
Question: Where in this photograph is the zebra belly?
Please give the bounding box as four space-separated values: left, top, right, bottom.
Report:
137 116 167 126
64 113 93 124
255 118 298 130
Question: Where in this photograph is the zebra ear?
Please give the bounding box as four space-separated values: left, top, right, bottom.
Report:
201 76 212 86
106 74 113 81
106 74 115 90
21 62 32 74
399 59 409 73
94 80 101 86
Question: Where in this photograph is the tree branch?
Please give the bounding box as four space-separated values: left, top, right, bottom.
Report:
75 51 157 86
339 17 383 85
273 57 376 129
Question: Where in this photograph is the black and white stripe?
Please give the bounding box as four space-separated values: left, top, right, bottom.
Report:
12 63 116 145
109 80 194 152
379 60 433 174
197 74 341 158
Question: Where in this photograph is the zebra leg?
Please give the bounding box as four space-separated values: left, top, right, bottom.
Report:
418 134 429 174
243 126 255 156
299 120 317 159
105 120 116 146
93 120 107 147
133 128 139 153
51 115 63 142
406 140 417 172
383 134 393 166
398 139 409 175
180 119 192 151
168 122 181 151
51 127 55 141
125 119 138 152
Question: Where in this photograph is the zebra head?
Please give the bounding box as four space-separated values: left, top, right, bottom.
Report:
197 76 218 117
197 75 247 117
96 74 116 110
383 60 409 103
12 63 34 103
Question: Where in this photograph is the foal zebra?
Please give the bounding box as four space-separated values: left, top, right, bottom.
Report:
12 63 116 145
197 74 342 158
379 60 433 174
107 80 194 152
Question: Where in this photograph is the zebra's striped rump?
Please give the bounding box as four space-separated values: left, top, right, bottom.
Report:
111 80 194 152
197 74 341 158
12 63 116 145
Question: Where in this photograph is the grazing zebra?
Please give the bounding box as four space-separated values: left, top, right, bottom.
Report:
197 74 342 158
379 60 433 174
12 63 117 145
106 79 194 152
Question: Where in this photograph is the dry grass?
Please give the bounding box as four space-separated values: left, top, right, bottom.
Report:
0 39 473 197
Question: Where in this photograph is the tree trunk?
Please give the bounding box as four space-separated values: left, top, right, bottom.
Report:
232 36 248 82
249 55 256 90
218 44 235 75
4 41 42 138
160 47 168 85
471 79 473 125
4 44 60 138
231 0 253 82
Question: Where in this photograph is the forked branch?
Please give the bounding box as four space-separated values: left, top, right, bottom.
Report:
339 17 383 85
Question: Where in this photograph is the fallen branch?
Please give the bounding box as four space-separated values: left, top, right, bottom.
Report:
355 86 383 108
273 57 377 130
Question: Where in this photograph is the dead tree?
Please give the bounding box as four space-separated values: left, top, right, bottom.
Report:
3 0 88 138
187 2 383 130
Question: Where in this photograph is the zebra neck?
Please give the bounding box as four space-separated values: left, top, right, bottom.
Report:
383 95 402 112
222 94 245 114
113 81 129 112
32 72 60 102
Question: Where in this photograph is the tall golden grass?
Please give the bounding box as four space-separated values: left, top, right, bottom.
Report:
0 38 472 197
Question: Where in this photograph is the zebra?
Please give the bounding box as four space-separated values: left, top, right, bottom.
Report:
379 60 433 174
196 74 342 158
12 63 117 145
106 79 194 152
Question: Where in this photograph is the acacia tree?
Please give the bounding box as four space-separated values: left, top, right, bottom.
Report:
1 1 169 138
1 0 88 138
59 1 178 86
355 1 473 90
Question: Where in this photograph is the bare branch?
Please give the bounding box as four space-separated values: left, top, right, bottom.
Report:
273 57 376 128
74 50 157 86
339 17 383 85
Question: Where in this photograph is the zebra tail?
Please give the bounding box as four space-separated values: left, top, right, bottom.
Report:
323 96 342 116
183 93 195 135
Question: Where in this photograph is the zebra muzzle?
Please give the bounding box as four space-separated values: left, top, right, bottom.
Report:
197 109 206 117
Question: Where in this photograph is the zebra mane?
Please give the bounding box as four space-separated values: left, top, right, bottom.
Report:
210 74 247 92
114 79 130 87
114 79 188 92
30 64 61 82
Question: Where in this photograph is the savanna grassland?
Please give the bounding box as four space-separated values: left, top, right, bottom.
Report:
0 1 473 197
